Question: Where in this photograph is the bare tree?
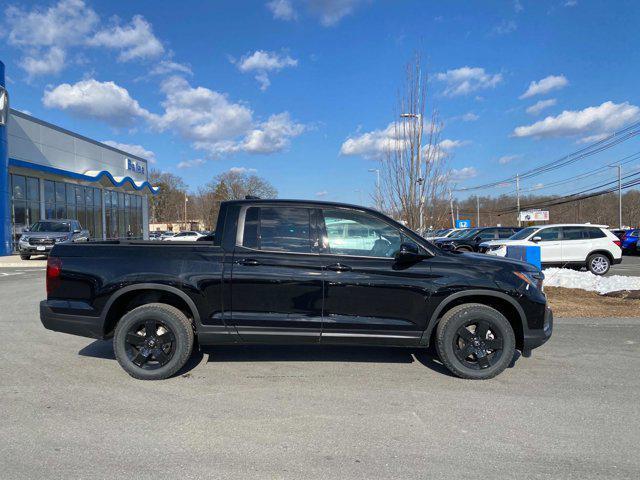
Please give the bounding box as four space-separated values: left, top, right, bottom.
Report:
378 54 450 231
148 170 187 223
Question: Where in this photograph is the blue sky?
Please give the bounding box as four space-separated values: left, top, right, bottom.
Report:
2 0 640 204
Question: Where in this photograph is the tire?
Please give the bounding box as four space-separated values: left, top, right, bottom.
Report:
435 303 516 380
113 303 194 380
20 254 30 260
587 253 610 276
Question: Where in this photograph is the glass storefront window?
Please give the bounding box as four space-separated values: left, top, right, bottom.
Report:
10 174 41 250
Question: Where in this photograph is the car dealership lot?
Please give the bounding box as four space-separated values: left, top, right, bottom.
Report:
1 270 639 479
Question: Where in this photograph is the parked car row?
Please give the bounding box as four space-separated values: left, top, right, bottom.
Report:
426 223 622 276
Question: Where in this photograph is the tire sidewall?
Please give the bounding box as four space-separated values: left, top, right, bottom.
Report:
587 253 610 275
437 305 516 380
113 304 193 380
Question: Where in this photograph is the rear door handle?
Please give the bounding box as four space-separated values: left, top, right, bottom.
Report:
326 263 352 272
236 258 261 266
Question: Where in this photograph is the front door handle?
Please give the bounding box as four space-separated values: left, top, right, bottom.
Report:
326 263 352 272
236 258 261 266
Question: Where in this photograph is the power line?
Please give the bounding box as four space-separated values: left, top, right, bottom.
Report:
454 121 640 192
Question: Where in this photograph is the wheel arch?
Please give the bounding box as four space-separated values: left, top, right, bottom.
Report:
100 284 201 338
421 290 527 350
587 249 614 262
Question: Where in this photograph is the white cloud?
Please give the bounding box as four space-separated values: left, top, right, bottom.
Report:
439 139 469 150
229 167 258 174
316 190 328 197
491 20 517 35
519 75 568 99
340 123 400 159
514 0 524 12
5 0 98 48
498 154 521 164
43 78 153 126
576 133 609 144
239 112 306 154
150 60 192 76
461 112 479 122
266 0 297 20
89 15 164 62
267 0 363 26
513 101 640 139
153 76 253 143
234 50 298 90
177 158 206 169
564 0 578 6
308 0 363 26
526 98 557 115
435 67 503 97
102 140 157 163
450 167 478 181
20 46 65 77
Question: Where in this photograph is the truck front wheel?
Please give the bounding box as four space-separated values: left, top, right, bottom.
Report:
435 303 516 380
113 303 194 380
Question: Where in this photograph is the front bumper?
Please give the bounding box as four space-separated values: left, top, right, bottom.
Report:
40 301 103 339
19 244 54 254
522 306 553 356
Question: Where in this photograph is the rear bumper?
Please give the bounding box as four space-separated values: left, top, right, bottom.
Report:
40 301 103 339
522 307 553 356
612 257 622 265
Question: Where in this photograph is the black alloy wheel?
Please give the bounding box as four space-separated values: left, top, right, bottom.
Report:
452 320 503 370
125 319 176 370
435 303 516 380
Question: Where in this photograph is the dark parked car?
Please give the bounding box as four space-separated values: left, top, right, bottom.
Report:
435 226 521 252
41 199 552 381
18 219 89 259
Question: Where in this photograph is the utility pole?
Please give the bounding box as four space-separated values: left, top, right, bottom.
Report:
449 189 455 228
476 196 480 227
617 164 622 229
456 204 459 222
516 174 521 227
184 193 188 230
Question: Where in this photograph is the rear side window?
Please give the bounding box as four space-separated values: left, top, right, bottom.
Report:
242 207 313 253
562 227 588 240
476 229 497 240
497 228 516 238
585 228 606 239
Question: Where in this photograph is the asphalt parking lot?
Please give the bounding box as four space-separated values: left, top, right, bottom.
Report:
1 269 639 479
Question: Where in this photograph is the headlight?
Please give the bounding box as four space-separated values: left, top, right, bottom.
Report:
55 236 69 243
514 271 544 292
19 236 30 243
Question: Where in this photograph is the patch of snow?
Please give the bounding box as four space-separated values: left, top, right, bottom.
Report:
542 268 640 294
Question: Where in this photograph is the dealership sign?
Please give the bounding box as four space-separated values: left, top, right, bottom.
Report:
519 210 549 222
125 157 145 175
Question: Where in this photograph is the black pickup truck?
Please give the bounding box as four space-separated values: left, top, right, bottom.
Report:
41 199 552 380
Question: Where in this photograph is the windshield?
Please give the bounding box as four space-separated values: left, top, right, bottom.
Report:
448 229 469 239
508 226 538 240
29 221 71 233
458 228 481 239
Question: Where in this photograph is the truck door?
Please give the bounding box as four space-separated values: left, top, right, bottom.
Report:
317 207 432 345
229 205 323 343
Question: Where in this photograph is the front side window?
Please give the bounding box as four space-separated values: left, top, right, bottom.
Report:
242 207 313 253
536 227 562 241
476 229 497 240
321 208 408 258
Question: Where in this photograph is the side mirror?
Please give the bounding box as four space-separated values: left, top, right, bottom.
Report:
531 236 542 243
395 242 422 263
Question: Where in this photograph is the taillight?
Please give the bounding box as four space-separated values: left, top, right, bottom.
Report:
613 240 621 248
46 257 62 295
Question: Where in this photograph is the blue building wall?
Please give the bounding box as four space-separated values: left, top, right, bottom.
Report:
0 61 11 256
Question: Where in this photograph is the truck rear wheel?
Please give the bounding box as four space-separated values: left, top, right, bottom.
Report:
113 303 194 380
435 303 515 380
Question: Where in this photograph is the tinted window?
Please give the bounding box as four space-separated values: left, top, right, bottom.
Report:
245 207 312 253
586 227 606 239
322 208 405 257
537 227 561 241
497 228 516 238
476 229 497 240
562 227 588 240
510 227 537 240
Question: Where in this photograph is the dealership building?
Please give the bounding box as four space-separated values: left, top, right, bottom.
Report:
0 61 158 256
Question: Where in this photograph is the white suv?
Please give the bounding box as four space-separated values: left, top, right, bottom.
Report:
479 224 622 275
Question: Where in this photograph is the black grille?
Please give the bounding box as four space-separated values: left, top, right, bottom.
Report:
29 238 55 246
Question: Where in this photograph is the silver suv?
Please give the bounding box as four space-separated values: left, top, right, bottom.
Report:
18 219 90 260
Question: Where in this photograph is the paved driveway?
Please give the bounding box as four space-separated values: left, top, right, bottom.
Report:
0 269 639 479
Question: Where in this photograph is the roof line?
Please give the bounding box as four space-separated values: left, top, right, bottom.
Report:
9 158 159 194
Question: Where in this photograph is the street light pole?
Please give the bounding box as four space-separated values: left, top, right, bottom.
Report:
476 195 480 227
516 174 521 227
184 193 188 230
400 112 423 232
449 188 455 228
